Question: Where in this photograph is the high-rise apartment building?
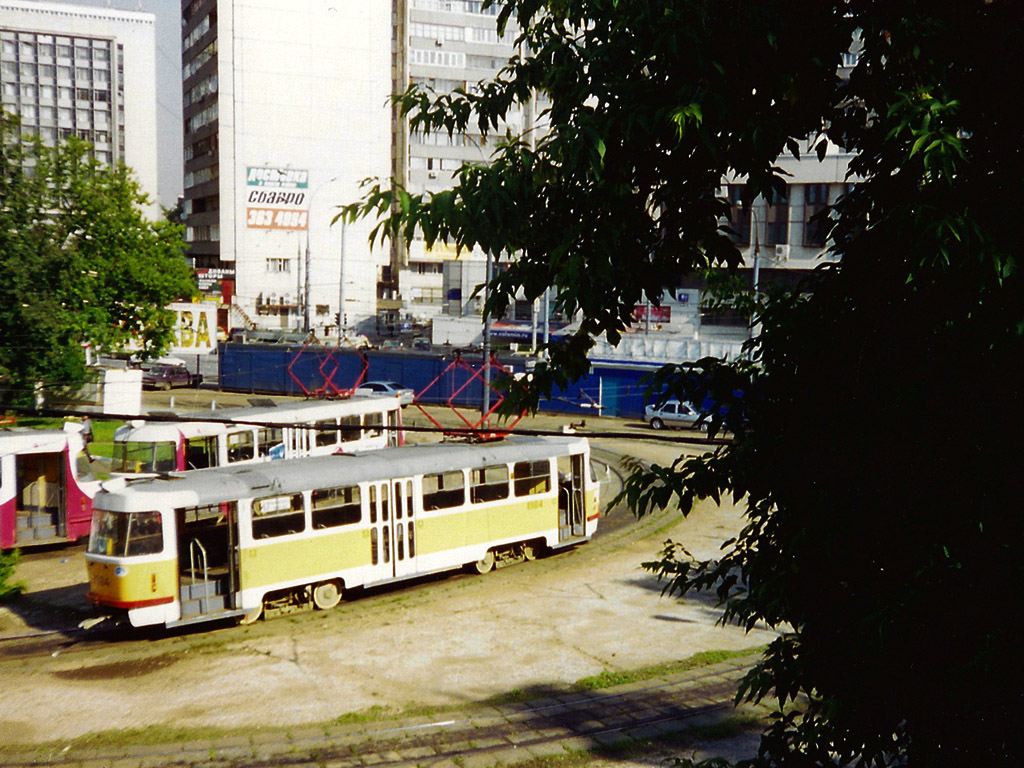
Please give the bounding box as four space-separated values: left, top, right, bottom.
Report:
181 0 392 336
0 0 159 217
181 0 526 336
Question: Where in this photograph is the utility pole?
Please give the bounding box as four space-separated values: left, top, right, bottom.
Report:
482 250 492 418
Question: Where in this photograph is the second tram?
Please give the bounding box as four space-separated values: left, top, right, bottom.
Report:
85 436 599 628
110 396 405 477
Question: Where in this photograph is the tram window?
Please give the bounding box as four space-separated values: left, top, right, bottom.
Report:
364 411 383 438
227 430 255 463
371 527 379 564
311 485 361 529
513 460 551 497
381 483 389 521
257 426 283 458
397 523 405 559
423 470 465 510
383 526 390 562
408 521 415 557
369 485 377 523
88 509 163 556
396 483 403 520
113 439 175 474
185 436 217 469
252 493 305 539
470 464 510 503
314 420 338 447
339 415 360 443
180 502 230 528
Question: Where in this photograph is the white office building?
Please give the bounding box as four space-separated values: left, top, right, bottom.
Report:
0 0 159 218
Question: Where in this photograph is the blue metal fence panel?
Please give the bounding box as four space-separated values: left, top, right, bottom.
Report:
218 344 668 419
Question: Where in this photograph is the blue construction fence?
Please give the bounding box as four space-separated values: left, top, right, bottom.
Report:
218 343 668 420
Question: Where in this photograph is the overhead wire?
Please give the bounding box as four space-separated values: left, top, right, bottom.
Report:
0 404 731 448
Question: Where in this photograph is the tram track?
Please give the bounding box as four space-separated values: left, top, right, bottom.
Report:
0 660 758 767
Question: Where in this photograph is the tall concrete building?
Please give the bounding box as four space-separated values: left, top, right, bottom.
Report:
181 0 392 336
0 0 160 217
181 0 526 337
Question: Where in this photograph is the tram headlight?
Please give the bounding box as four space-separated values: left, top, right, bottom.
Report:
114 566 127 578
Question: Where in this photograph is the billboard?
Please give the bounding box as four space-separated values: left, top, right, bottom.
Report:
168 302 218 355
245 166 309 230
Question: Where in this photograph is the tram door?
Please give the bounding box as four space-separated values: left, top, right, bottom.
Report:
177 502 239 618
367 479 417 581
557 454 586 541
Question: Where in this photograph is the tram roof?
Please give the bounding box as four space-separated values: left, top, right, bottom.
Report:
0 427 78 455
95 435 589 511
115 396 401 442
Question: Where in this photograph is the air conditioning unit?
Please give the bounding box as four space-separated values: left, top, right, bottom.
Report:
774 244 790 261
435 39 444 47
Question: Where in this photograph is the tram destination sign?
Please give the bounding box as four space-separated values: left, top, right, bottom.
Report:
245 166 309 231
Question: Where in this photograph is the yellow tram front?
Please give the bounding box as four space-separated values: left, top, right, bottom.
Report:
86 506 177 627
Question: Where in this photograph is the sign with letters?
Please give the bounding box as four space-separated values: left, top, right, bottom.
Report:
168 302 218 355
245 166 309 230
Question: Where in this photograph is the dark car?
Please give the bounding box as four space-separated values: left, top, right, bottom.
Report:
142 364 203 391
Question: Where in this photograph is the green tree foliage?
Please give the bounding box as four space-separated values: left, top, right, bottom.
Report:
0 549 25 601
0 113 196 405
344 2 1024 765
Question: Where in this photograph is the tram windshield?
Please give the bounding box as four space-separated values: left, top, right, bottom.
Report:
112 440 177 474
88 509 164 556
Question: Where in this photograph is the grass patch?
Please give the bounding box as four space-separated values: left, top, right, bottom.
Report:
0 724 245 755
572 647 764 691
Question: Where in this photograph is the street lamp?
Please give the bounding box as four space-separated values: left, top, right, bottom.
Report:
304 177 339 334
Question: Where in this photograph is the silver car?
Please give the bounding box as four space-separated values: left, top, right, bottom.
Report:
355 380 415 407
644 399 703 430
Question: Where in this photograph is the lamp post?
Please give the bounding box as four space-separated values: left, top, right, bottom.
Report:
749 204 761 340
304 177 339 335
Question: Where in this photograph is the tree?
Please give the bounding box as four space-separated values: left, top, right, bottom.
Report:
344 1 1024 765
0 112 196 405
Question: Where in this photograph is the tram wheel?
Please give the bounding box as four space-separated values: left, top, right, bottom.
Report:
312 581 342 610
522 543 538 561
240 604 263 624
472 551 495 574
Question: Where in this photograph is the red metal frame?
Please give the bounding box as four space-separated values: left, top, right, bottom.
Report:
286 336 369 398
413 353 524 441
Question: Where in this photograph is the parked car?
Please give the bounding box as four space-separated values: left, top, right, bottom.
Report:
411 336 431 351
379 339 403 350
644 399 704 430
142 364 203 391
354 380 415 406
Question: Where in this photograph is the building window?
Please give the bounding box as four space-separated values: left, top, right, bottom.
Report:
725 185 751 246
266 258 291 273
803 184 830 248
764 186 789 246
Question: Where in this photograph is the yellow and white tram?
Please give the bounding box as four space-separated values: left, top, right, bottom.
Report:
85 435 599 628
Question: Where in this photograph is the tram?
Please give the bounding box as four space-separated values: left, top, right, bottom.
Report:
1 425 99 549
110 396 404 477
85 435 599 628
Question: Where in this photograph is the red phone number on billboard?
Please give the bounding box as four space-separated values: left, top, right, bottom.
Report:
246 207 309 230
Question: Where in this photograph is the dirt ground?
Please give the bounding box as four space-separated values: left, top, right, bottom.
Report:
0 402 774 749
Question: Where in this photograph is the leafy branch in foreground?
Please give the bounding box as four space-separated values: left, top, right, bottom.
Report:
343 2 1024 765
